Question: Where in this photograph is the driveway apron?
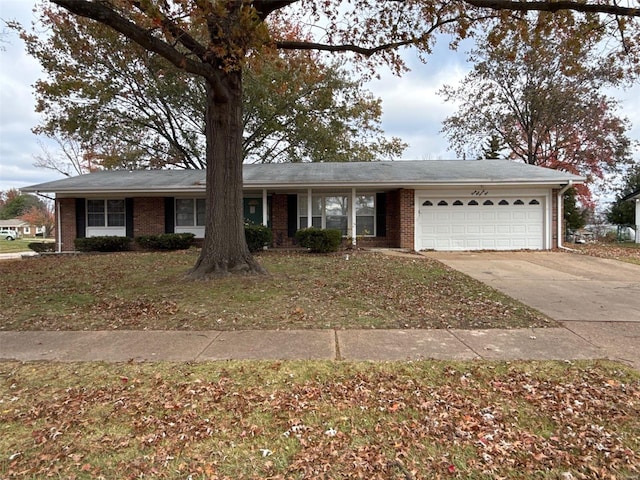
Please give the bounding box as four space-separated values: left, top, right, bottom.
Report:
425 250 640 368
425 251 640 322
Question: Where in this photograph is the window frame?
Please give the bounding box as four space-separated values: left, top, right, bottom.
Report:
86 199 126 228
298 193 377 237
175 198 206 227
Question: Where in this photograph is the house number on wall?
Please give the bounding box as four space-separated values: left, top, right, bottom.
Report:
471 189 489 196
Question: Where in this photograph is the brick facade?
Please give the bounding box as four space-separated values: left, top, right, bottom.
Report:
57 198 77 252
551 189 559 249
133 197 165 237
271 194 293 247
56 188 558 251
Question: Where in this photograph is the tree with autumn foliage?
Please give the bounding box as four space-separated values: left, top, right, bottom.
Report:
0 189 46 220
20 204 56 238
440 17 635 206
18 10 405 173
38 0 639 278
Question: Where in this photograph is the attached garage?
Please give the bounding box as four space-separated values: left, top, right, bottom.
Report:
416 191 548 251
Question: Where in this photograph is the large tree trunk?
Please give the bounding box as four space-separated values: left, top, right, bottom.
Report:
186 72 266 279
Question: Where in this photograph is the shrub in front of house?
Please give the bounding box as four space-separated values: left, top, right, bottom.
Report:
135 233 195 251
74 236 132 252
244 224 273 252
295 228 342 253
28 242 56 253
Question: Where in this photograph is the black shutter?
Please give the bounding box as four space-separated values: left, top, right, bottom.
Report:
125 198 134 238
376 192 386 237
164 197 175 233
287 194 297 237
75 198 86 238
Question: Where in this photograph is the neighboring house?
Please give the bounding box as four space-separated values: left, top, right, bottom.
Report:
0 219 44 238
22 160 583 252
623 188 640 243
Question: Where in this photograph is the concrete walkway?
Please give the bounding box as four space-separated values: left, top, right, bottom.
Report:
0 326 623 365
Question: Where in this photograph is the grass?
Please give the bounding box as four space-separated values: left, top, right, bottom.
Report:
572 241 640 265
1 360 638 479
0 238 53 254
0 249 551 331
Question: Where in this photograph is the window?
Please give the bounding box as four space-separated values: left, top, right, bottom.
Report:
529 199 540 205
355 195 375 236
299 194 375 236
176 198 206 227
514 199 524 205
499 200 509 205
483 200 494 206
422 200 433 206
299 195 322 229
24 227 30 234
437 200 448 206
87 199 125 227
468 200 478 206
325 196 348 234
453 200 463 206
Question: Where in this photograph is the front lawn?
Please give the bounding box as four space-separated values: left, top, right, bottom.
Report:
1 360 638 479
0 250 551 331
0 238 53 254
572 242 640 265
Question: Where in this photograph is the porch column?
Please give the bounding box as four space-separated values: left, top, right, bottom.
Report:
307 189 312 228
262 189 268 227
351 188 357 245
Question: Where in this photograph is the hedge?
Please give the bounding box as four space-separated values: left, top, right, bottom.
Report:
295 228 342 253
245 224 273 252
74 236 132 252
28 242 56 253
135 233 195 251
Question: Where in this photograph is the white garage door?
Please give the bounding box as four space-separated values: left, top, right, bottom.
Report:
417 196 544 251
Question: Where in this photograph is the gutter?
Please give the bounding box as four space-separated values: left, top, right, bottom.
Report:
557 181 574 250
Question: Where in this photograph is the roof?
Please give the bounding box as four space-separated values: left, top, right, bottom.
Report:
0 219 29 227
21 160 584 195
622 188 640 202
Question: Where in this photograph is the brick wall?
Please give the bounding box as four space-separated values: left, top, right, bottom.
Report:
398 189 415 249
57 198 77 252
133 197 165 237
271 194 294 247
57 193 416 251
551 189 559 249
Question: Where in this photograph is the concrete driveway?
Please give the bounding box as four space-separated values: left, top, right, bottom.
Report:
424 250 640 368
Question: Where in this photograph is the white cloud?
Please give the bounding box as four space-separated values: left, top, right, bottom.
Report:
0 1 637 206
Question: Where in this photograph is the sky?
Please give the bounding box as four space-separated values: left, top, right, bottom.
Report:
1 1 639 206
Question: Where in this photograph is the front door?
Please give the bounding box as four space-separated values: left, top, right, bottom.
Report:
243 198 263 225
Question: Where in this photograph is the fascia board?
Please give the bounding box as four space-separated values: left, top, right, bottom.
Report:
30 179 585 196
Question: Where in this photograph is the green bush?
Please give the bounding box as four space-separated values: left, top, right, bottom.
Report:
295 228 342 253
74 236 132 252
135 233 195 251
245 224 273 252
28 242 56 253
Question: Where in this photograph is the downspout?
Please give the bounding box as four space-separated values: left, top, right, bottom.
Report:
34 191 60 252
557 181 573 251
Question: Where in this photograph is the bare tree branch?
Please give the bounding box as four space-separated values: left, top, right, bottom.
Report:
464 0 640 17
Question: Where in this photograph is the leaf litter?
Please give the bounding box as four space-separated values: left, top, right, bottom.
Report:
1 360 638 479
0 250 551 331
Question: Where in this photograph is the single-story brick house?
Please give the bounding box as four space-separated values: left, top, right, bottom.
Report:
22 160 583 252
0 219 44 238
